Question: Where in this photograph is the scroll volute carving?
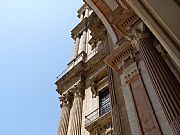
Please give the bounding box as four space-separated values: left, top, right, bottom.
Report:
87 12 107 48
125 22 151 47
59 90 73 108
90 77 97 98
70 81 85 98
91 81 97 98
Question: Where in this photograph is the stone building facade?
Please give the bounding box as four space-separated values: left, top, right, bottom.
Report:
55 1 180 135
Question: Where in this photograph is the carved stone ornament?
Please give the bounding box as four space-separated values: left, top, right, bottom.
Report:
87 12 107 45
90 81 97 98
59 90 73 108
125 22 150 48
123 62 139 83
70 81 85 98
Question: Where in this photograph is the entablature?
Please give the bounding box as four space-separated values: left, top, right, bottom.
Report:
56 61 85 94
104 36 142 78
77 3 89 18
87 12 107 49
56 43 107 95
71 17 88 39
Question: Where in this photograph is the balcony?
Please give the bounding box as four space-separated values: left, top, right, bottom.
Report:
85 101 111 131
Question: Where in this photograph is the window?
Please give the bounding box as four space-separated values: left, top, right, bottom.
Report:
99 88 110 116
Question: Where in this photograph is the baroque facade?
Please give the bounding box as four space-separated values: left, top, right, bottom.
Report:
55 1 180 135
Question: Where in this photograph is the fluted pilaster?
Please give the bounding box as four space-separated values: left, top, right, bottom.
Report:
58 92 73 135
127 22 180 135
67 81 84 135
108 67 123 135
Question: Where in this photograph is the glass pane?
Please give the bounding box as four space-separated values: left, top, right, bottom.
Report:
99 89 110 116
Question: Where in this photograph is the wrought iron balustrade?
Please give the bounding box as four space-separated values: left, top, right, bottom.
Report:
85 101 111 126
56 67 68 80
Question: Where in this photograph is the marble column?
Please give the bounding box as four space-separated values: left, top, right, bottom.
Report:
72 36 80 60
78 30 87 54
67 81 84 135
57 92 72 135
127 22 180 135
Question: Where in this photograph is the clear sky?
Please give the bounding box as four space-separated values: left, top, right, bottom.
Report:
0 0 83 134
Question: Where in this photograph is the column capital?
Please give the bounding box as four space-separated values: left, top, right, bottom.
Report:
125 22 151 47
59 91 73 108
70 81 85 98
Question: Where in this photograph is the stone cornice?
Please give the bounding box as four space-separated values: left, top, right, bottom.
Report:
56 61 85 94
56 46 107 95
104 41 134 72
71 18 88 39
85 48 106 76
125 22 151 47
109 1 139 36
87 12 104 35
116 12 139 36
88 0 140 43
77 4 89 18
87 12 106 44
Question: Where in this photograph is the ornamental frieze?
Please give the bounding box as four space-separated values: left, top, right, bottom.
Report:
104 42 134 72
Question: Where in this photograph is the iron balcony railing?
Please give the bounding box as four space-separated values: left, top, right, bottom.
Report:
56 67 68 80
85 101 111 127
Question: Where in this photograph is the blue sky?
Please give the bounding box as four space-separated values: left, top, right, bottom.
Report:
0 0 83 134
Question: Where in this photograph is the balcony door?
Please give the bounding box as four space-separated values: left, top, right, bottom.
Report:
99 88 110 116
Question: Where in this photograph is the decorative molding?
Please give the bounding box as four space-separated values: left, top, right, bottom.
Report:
125 22 151 47
123 62 139 83
90 81 97 98
85 47 106 75
71 17 88 39
70 80 85 98
85 0 118 44
77 4 89 18
87 12 107 49
104 42 134 73
56 40 107 95
59 90 73 108
56 61 85 94
117 13 139 35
